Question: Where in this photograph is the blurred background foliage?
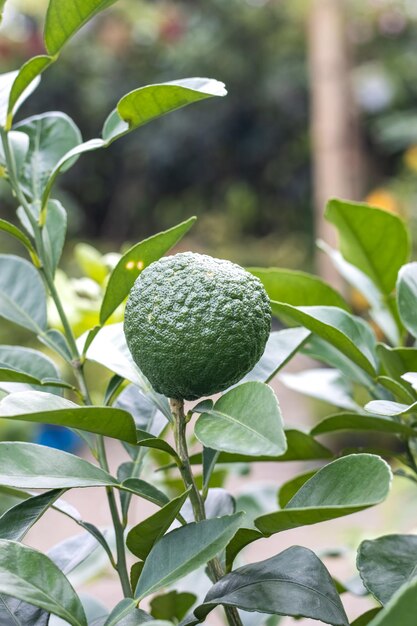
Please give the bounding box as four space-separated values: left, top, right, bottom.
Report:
1 0 416 275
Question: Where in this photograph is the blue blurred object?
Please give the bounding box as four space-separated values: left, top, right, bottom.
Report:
35 425 81 453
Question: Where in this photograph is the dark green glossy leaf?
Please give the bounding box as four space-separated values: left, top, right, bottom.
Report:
0 595 49 626
0 255 47 333
326 198 410 294
365 579 417 626
7 56 53 122
0 540 87 625
377 376 415 404
14 112 82 201
358 534 417 605
397 262 417 339
44 0 117 55
0 488 63 540
127 491 189 560
0 442 117 489
240 328 310 384
311 413 416 437
135 514 243 600
250 267 349 309
103 79 226 144
151 591 196 622
255 454 392 535
195 546 348 626
100 217 196 324
195 382 286 457
271 303 377 376
136 430 179 460
0 390 137 443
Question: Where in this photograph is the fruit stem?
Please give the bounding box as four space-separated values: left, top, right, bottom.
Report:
170 398 244 626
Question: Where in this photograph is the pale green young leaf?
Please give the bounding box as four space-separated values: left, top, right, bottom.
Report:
326 198 410 295
103 79 227 144
397 262 417 339
100 216 196 323
45 0 118 55
0 71 40 128
7 56 53 123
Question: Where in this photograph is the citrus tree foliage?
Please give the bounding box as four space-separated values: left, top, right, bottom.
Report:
0 2 413 626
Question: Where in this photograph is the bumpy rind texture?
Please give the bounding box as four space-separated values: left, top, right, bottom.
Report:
124 252 271 400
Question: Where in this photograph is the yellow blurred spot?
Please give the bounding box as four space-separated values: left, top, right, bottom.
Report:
365 188 400 214
404 145 417 172
137 261 144 270
126 261 135 270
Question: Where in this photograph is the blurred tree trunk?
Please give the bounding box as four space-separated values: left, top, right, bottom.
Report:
308 0 364 285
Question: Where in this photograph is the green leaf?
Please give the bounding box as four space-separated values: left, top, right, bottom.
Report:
0 540 87 626
0 219 37 258
80 323 171 420
358 534 417 605
44 0 118 55
0 255 47 333
194 546 349 626
241 328 310 384
311 413 416 437
121 479 170 508
255 454 392 535
195 382 287 457
151 592 196 622
41 138 105 207
7 56 53 123
100 217 196 324
318 240 400 345
135 513 243 600
351 609 381 626
102 79 227 144
250 267 349 310
0 71 40 128
280 369 360 411
278 471 317 508
0 345 60 384
14 112 82 201
103 599 154 626
0 595 49 626
189 429 332 464
0 390 137 443
127 491 189 560
0 442 118 489
302 335 373 387
41 199 67 275
325 198 410 294
377 344 417 386
397 262 417 339
364 399 417 417
0 489 63 541
271 303 377 376
365 579 417 626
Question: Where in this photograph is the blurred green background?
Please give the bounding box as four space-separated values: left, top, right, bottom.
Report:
1 0 417 270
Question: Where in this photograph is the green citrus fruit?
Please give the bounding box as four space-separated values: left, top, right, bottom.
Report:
124 252 271 400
